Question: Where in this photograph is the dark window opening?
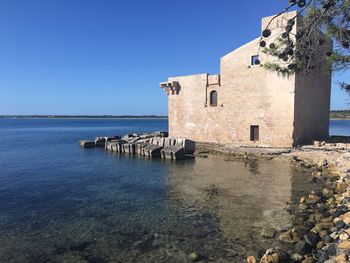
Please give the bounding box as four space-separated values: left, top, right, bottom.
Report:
250 125 259 141
251 55 260 65
210 90 217 107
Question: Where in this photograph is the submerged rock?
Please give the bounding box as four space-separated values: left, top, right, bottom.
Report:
279 229 300 244
261 227 276 238
188 251 202 262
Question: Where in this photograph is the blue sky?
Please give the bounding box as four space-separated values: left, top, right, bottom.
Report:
0 0 349 115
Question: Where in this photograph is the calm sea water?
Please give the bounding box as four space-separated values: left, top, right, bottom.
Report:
0 118 348 263
330 119 350 136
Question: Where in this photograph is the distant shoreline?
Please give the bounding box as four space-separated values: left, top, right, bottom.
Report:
0 115 349 120
0 115 168 119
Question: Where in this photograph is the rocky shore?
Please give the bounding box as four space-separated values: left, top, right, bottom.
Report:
196 142 350 263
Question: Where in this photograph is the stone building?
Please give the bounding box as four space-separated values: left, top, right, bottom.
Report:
160 11 332 147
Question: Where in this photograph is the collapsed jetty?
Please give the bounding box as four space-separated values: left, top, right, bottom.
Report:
79 131 196 160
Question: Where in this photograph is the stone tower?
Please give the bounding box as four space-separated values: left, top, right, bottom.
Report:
160 11 332 147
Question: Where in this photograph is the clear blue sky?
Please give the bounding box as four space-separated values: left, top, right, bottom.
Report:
0 0 349 115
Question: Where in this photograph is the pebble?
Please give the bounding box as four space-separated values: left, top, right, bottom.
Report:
246 255 256 263
338 241 350 249
335 253 347 262
335 220 346 229
339 232 349 241
291 253 303 261
302 255 314 263
323 235 332 243
188 251 202 262
324 246 336 259
304 231 320 247
295 240 311 254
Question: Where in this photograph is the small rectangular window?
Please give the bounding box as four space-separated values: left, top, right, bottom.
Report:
250 125 259 141
251 55 260 65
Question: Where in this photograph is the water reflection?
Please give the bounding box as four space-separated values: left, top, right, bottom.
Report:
167 155 317 256
0 154 317 262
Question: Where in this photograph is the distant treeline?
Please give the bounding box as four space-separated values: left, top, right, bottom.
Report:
0 115 168 119
330 110 350 119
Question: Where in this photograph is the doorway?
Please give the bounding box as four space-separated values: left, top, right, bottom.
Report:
250 125 259 141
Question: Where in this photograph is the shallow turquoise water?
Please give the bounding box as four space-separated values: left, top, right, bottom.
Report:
0 118 346 263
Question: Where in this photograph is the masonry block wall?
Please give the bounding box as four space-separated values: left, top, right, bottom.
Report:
161 11 332 147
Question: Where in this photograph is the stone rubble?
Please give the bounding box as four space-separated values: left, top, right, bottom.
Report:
80 131 196 160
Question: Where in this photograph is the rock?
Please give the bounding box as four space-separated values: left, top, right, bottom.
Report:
188 251 202 262
312 222 334 233
335 253 347 262
301 255 314 263
247 256 257 263
259 248 290 263
344 249 350 256
317 241 325 249
316 251 329 262
335 220 345 230
300 197 306 203
323 235 332 243
330 232 339 240
320 230 328 238
306 194 321 204
326 244 337 255
304 231 320 247
291 253 303 262
261 227 276 238
340 211 350 221
323 188 334 199
338 241 350 249
279 229 300 244
295 240 311 254
319 159 328 167
339 232 349 241
336 182 348 194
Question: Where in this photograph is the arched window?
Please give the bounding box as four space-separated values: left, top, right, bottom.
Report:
210 90 217 107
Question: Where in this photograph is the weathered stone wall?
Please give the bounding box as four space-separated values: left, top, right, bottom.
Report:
293 25 332 145
163 11 331 147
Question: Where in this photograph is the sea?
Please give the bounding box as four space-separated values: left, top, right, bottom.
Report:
0 118 348 263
